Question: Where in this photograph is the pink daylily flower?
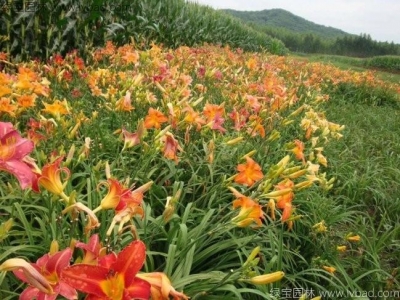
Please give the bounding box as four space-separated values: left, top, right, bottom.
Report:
0 122 37 190
1 248 77 300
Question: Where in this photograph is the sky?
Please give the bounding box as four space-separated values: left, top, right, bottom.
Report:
190 0 400 44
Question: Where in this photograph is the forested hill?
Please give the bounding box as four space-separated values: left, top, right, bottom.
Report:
222 8 352 40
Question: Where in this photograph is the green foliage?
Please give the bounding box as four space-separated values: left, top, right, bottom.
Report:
0 0 287 61
222 9 400 58
366 56 400 72
321 98 400 293
222 8 349 40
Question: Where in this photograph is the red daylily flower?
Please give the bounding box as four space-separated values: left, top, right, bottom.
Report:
73 234 116 269
61 240 150 300
0 122 38 190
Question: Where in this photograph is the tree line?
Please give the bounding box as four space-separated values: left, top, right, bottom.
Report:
255 25 400 57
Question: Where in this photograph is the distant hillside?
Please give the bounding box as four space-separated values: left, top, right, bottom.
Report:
222 8 352 40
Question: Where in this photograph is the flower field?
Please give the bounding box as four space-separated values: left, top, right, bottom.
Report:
0 43 399 299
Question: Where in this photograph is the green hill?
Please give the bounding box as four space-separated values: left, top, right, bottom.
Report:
222 8 352 40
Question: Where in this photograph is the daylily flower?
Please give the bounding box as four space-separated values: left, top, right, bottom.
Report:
38 156 70 199
312 221 327 233
62 202 100 234
322 265 336 274
0 248 77 300
0 122 37 190
115 91 134 112
275 179 295 222
207 114 226 134
0 97 17 116
61 240 150 300
136 272 189 300
73 234 116 267
0 85 12 98
42 99 70 119
121 126 143 151
17 94 37 108
144 107 168 129
229 187 264 228
234 156 264 187
182 105 205 130
95 179 149 212
203 103 224 123
346 234 361 242
245 271 285 285
160 132 182 163
95 178 126 211
291 139 306 164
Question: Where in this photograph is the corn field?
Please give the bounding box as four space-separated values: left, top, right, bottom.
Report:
0 0 287 61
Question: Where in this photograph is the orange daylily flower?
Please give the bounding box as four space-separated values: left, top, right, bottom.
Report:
346 235 361 242
17 94 37 108
234 156 264 187
122 51 139 64
97 178 151 211
248 116 265 138
94 179 152 235
203 103 224 123
230 187 264 228
38 156 70 196
0 52 8 60
17 67 38 82
42 99 70 119
115 91 134 112
144 107 168 129
322 265 336 274
95 178 130 211
182 105 206 130
136 272 189 300
275 179 295 222
0 85 12 98
0 98 17 116
291 139 306 164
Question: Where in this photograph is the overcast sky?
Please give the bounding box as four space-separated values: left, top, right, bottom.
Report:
190 0 400 44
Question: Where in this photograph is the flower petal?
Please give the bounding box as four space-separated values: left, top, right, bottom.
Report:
0 160 36 189
125 277 151 300
61 265 109 297
0 122 14 137
58 282 78 300
112 240 146 286
45 248 72 275
20 286 39 300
